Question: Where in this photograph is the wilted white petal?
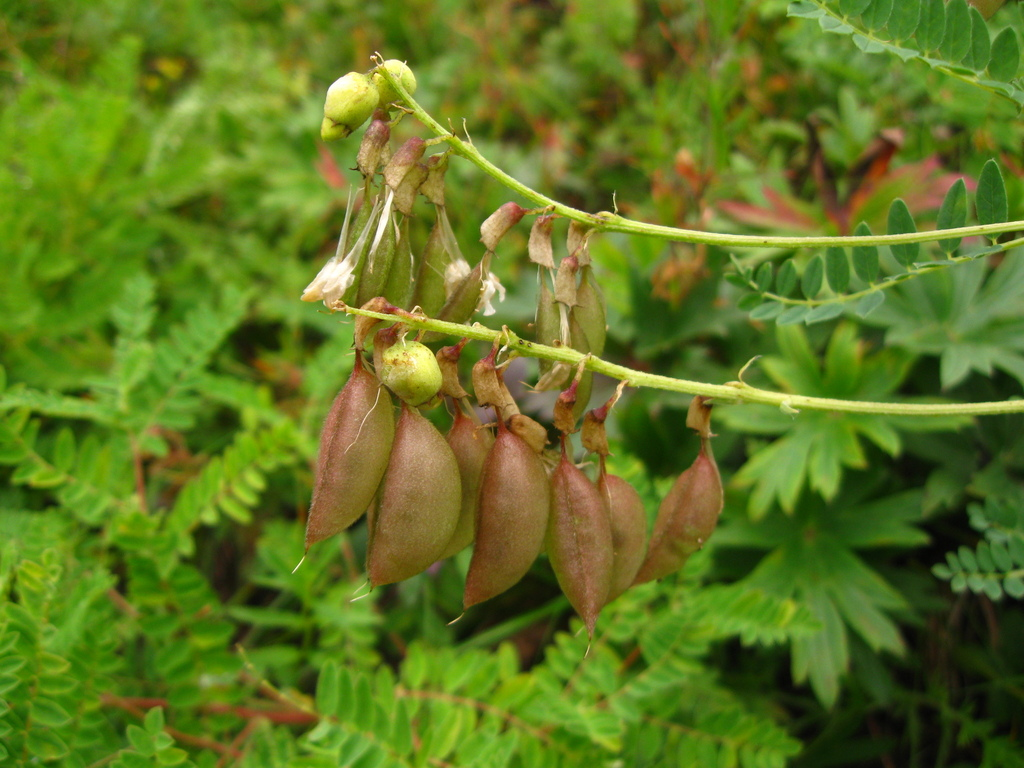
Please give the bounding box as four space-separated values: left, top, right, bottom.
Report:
444 257 472 300
478 271 506 316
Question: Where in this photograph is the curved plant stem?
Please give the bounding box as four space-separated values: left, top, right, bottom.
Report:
373 55 1024 250
342 304 1024 417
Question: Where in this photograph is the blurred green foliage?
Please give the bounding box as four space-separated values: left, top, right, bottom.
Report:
1 0 1023 766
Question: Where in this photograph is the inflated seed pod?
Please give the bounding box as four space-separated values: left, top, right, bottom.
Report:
632 435 722 585
368 404 462 586
305 355 395 550
598 462 648 603
546 441 614 636
379 337 443 408
372 59 417 106
438 406 495 559
321 72 380 141
464 417 551 609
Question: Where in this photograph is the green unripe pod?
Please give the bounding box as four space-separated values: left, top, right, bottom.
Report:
380 338 443 407
372 59 417 105
322 72 380 141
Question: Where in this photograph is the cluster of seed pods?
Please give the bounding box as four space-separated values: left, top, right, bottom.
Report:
304 310 725 636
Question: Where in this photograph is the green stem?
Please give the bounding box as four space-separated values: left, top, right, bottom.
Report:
343 305 1024 417
373 56 1024 250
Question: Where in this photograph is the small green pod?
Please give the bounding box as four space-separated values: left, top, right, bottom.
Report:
368 405 462 586
547 444 614 636
412 217 453 317
340 196 381 306
567 312 594 421
438 407 495 559
305 356 395 550
357 207 397 306
535 271 561 380
598 466 648 603
574 265 607 357
379 337 443 408
464 418 551 609
383 223 415 310
632 438 723 585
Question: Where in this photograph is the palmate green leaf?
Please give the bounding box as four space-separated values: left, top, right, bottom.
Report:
721 324 912 517
720 486 916 705
861 256 1024 389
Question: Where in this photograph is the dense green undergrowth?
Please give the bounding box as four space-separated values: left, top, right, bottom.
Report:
1 1 1023 766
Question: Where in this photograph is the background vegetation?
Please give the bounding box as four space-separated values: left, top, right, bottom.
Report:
1 0 1023 765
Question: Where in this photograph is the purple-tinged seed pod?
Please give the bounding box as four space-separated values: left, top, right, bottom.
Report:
480 202 526 252
305 355 395 550
598 460 648 603
547 440 614 637
439 406 495 559
464 416 551 610
368 404 462 586
632 435 722 586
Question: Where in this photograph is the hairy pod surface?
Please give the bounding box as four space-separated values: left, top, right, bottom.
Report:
439 407 495 559
305 356 395 550
599 468 648 602
547 447 614 636
632 439 723 585
464 419 551 609
368 405 461 586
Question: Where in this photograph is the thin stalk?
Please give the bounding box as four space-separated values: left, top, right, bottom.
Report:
373 55 1024 250
342 304 1024 417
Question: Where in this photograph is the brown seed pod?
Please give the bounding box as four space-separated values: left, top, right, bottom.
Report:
598 459 648 603
632 436 723 585
368 404 462 586
436 340 470 400
305 355 396 550
356 111 391 178
464 417 551 609
471 345 518 421
507 413 547 454
546 441 614 636
480 202 526 252
438 405 495 559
